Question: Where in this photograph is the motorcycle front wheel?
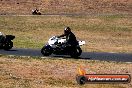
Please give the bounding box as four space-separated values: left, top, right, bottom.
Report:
41 45 53 56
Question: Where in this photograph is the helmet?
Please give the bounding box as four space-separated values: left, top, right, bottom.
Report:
64 27 71 34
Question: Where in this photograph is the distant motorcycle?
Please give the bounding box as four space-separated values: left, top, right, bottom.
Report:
32 9 41 15
0 34 15 50
41 36 85 58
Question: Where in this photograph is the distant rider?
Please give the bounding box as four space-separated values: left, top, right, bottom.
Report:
32 8 39 14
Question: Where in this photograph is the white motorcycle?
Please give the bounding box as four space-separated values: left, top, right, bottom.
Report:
41 36 85 58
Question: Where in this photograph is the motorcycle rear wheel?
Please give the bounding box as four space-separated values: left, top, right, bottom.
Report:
4 41 13 50
70 47 82 58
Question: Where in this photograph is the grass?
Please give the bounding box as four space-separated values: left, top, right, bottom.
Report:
0 1 132 88
0 14 132 53
0 0 132 15
0 55 132 88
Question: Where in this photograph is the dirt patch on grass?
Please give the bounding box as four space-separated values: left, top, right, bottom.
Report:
0 56 132 88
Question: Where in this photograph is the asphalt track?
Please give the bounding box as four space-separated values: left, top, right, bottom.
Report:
0 48 132 63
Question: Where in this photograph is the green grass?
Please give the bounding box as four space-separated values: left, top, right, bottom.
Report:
0 14 132 53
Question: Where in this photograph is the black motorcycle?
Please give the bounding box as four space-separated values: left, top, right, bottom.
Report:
41 36 85 58
32 9 41 15
0 35 15 50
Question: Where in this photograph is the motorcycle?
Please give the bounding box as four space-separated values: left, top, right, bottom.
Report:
41 36 85 58
0 35 15 50
32 9 41 15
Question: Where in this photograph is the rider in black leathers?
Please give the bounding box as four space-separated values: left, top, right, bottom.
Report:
58 27 78 50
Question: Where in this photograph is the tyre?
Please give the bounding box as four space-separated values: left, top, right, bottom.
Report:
4 41 13 50
70 47 82 58
38 12 41 15
76 47 82 56
76 75 87 85
41 45 53 56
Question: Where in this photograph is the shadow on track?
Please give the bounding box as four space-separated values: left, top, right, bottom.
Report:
5 50 18 51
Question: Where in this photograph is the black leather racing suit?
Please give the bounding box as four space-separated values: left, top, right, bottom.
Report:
58 32 78 50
